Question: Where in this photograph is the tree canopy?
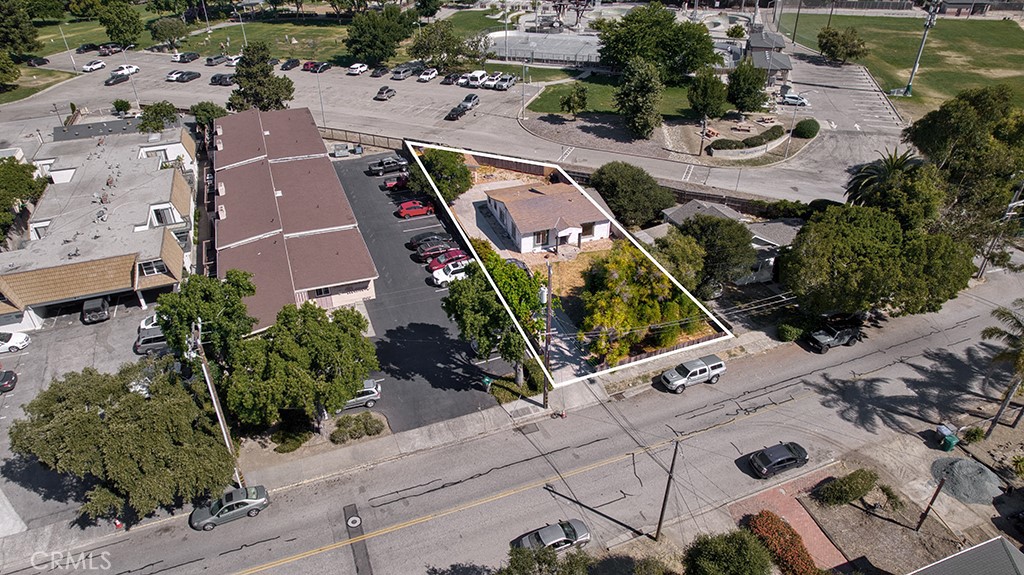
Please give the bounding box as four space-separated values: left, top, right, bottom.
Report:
408 19 464 71
817 26 869 64
684 530 772 575
100 2 144 48
68 0 101 18
0 0 41 54
0 52 18 85
149 17 188 49
190 101 228 134
893 231 974 315
156 269 258 363
688 67 728 121
653 227 705 292
9 359 235 521
560 81 589 120
614 57 664 140
138 100 179 133
677 214 757 298
846 150 947 232
24 0 64 21
345 4 417 65
0 156 47 236
590 161 674 227
228 41 295 111
409 148 472 203
727 58 767 113
495 546 591 575
982 298 1024 384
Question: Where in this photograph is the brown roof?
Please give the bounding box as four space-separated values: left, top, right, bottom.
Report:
217 235 296 332
272 158 356 235
0 255 136 307
286 230 378 291
214 159 281 249
487 183 607 234
212 109 266 170
260 108 326 161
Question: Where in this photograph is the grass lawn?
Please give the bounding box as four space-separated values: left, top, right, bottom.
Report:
777 14 1024 117
528 74 693 119
0 67 75 105
489 63 575 82
445 8 502 37
33 6 165 56
181 21 351 62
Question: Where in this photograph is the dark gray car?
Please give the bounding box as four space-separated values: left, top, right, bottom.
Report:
512 519 591 552
189 486 270 531
749 442 809 478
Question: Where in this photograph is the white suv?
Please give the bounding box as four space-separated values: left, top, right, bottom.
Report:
432 260 469 287
781 93 809 106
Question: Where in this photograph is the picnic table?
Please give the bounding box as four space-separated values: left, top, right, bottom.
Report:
732 124 753 133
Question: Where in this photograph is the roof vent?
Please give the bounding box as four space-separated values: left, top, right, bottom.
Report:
217 205 227 220
274 189 282 197
215 125 223 136
215 139 223 151
217 182 225 196
263 130 270 136
147 133 160 143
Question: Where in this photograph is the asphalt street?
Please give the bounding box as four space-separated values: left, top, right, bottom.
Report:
3 264 1017 574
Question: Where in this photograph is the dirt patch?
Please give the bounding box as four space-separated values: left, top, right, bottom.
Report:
237 412 392 471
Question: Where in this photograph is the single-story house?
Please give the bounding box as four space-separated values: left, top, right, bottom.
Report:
908 536 1024 575
663 200 747 228
751 50 792 86
485 183 610 253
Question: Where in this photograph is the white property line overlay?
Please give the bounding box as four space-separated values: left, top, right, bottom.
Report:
405 140 734 388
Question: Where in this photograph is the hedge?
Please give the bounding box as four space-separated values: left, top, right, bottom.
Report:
778 323 803 342
330 412 386 444
815 468 878 506
683 530 773 575
710 125 786 150
793 118 820 138
748 510 825 575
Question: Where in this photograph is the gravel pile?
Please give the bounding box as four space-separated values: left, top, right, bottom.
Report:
931 457 1003 504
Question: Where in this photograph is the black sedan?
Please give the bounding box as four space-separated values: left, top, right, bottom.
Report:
0 370 16 393
445 106 467 121
177 70 201 82
370 66 389 77
407 231 453 249
311 62 332 73
210 73 235 86
749 442 809 478
374 86 396 101
76 43 98 54
440 72 460 85
104 74 129 86
281 58 300 71
26 57 49 67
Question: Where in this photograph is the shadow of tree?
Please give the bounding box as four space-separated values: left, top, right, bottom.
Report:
576 113 639 144
425 563 495 575
537 113 569 125
374 322 498 391
1 454 92 505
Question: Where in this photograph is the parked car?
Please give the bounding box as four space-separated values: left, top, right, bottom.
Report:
495 74 516 90
382 173 408 189
104 74 129 86
166 70 185 81
467 70 488 88
456 73 471 86
26 57 49 67
172 52 199 62
806 315 863 353
281 58 300 70
660 354 726 394
343 379 380 409
225 55 242 67
134 327 168 356
512 520 591 552
441 72 460 85
140 314 160 331
348 63 369 75
177 70 201 83
189 486 270 531
98 43 123 56
407 231 453 248
302 60 318 71
398 200 435 219
0 332 31 353
416 239 455 261
418 68 438 82
432 260 469 287
267 57 280 66
374 86 397 101
112 64 139 76
312 62 332 73
427 249 469 272
0 370 16 393
781 93 809 106
391 67 413 80
210 73 235 86
82 60 106 72
76 43 98 54
459 94 480 110
371 66 389 77
205 54 228 66
368 156 409 176
81 297 111 324
445 106 468 121
482 72 503 88
749 442 809 478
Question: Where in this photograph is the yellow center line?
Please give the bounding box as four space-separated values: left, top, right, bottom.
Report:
234 391 814 574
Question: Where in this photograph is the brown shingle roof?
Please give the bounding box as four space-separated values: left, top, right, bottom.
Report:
212 109 266 170
260 108 326 161
487 183 607 234
286 230 378 291
214 159 281 249
273 158 356 235
217 235 295 332
0 255 137 307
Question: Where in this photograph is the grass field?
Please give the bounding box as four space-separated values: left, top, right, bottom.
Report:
777 14 1024 116
488 63 575 82
33 6 164 56
0 67 75 105
445 8 502 37
182 21 351 62
528 74 693 119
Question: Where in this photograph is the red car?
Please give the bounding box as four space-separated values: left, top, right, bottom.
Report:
426 249 469 272
383 174 409 190
302 61 318 71
397 200 434 219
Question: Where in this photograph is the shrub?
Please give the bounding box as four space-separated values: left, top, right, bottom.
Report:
815 468 879 506
793 118 820 138
331 413 385 444
778 323 803 342
878 484 905 511
329 426 349 445
633 556 669 575
271 428 312 453
753 199 813 220
961 426 985 444
683 530 772 575
1013 455 1024 478
748 510 822 575
524 357 547 395
112 99 131 114
710 138 746 150
357 411 385 436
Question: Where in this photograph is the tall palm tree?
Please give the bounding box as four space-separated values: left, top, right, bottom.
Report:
981 297 1024 437
845 147 923 206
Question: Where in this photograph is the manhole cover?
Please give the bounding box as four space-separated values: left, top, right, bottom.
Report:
347 515 362 528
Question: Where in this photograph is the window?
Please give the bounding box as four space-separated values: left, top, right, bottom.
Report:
30 221 51 240
581 222 595 238
314 287 331 297
153 208 174 225
533 230 549 246
140 260 168 276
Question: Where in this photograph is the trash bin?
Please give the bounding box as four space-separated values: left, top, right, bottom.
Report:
941 434 960 452
353 144 363 155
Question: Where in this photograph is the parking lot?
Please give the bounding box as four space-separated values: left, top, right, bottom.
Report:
333 154 507 433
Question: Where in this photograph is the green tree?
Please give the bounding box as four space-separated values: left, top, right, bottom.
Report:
228 40 295 111
688 66 728 121
846 148 922 206
818 26 868 63
100 2 143 47
781 205 904 315
559 81 588 120
409 148 472 203
726 23 746 39
8 359 235 521
684 530 772 575
24 0 65 21
68 0 101 18
0 156 47 235
677 214 757 299
981 298 1024 432
156 269 258 363
189 100 228 135
0 52 19 85
727 58 767 113
614 57 663 139
149 16 188 49
0 0 41 54
653 227 705 292
495 546 591 575
590 161 674 227
894 232 973 315
345 4 416 65
225 303 379 426
415 0 442 19
112 98 132 114
138 100 178 132
147 0 187 15
326 0 351 15
408 19 464 71
849 160 947 232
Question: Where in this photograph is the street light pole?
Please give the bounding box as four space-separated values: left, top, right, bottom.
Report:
193 319 244 488
234 8 248 47
826 0 836 29
542 260 552 409
905 1 939 97
520 60 527 119
202 0 212 33
315 68 326 127
791 0 804 43
784 89 814 158
121 50 141 110
59 25 78 74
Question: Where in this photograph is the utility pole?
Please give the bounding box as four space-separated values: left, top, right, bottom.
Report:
905 1 940 97
987 376 1023 439
542 260 553 409
791 0 804 43
976 179 1024 278
193 319 244 488
655 441 680 541
59 25 78 74
826 0 836 29
916 477 946 531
